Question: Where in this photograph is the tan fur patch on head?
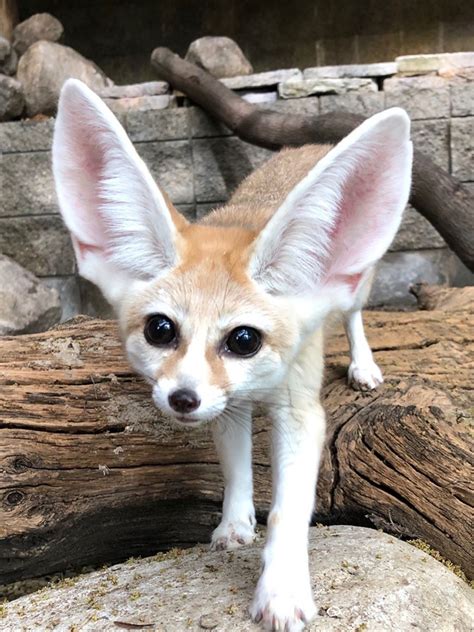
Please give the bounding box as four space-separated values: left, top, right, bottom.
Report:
205 345 228 390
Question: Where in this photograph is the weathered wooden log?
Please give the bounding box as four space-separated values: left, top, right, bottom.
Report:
0 307 472 585
151 47 474 272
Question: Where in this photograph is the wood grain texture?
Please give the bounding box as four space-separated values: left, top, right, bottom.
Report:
0 309 472 584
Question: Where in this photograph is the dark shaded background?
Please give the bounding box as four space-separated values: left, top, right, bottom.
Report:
17 0 474 82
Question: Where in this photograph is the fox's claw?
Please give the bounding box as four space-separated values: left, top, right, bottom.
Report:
210 516 256 551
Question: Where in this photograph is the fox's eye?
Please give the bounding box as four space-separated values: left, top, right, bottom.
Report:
144 314 177 346
226 326 262 357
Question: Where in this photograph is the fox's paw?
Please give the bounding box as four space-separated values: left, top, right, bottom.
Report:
210 516 256 551
348 359 383 391
249 575 316 631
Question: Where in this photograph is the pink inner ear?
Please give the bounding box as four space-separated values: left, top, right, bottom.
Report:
323 138 405 286
335 272 363 293
73 236 103 258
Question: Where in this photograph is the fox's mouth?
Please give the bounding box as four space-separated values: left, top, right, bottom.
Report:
164 413 209 429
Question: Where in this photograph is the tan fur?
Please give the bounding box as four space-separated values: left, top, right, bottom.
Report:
199 144 333 232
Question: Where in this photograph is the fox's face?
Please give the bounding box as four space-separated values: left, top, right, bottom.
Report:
118 223 304 426
52 80 412 427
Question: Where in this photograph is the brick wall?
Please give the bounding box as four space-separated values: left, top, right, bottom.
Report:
0 53 472 319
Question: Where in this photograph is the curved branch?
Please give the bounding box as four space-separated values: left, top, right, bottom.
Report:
151 47 474 272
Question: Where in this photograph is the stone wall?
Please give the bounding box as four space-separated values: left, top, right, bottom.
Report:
0 53 473 319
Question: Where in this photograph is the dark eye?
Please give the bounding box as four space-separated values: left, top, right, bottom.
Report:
144 314 177 346
225 326 262 357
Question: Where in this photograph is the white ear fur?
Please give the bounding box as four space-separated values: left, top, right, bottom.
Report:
53 78 181 307
249 108 413 305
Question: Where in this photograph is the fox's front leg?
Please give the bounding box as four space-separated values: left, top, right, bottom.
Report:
211 403 256 550
250 398 325 631
344 309 383 391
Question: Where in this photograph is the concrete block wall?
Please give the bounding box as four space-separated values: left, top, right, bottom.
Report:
0 54 472 319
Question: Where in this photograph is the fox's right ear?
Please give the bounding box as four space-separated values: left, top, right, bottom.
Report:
53 79 186 308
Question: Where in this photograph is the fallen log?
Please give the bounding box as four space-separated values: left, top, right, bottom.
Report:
0 306 472 585
151 47 474 272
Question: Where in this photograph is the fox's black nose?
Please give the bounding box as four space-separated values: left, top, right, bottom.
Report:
168 388 201 414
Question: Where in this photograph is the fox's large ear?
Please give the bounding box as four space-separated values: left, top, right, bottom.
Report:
53 79 186 307
249 108 413 307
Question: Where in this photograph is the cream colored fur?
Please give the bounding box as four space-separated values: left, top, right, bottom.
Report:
53 79 413 632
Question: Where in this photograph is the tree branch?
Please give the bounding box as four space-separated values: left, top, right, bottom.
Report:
151 47 474 272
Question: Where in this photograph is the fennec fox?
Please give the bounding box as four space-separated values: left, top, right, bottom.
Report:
53 79 412 631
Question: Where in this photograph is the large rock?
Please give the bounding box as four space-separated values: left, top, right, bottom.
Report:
0 74 24 120
16 40 111 116
0 36 17 75
12 13 64 56
185 36 253 78
2 526 472 630
0 255 61 335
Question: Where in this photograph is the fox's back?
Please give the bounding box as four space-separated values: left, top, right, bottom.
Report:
200 144 332 232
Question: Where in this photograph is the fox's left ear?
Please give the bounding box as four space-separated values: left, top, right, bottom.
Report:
249 108 413 305
53 79 187 308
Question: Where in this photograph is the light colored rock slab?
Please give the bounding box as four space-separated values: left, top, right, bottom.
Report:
451 117 474 181
370 249 458 306
319 92 385 116
98 81 169 98
397 52 474 75
384 74 450 119
279 77 376 98
2 526 473 631
241 91 278 104
221 68 302 90
135 140 194 204
0 255 61 335
104 94 175 115
304 62 397 79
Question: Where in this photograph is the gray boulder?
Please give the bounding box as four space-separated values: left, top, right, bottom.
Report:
0 255 61 335
1 526 472 630
0 36 17 75
16 40 111 116
185 35 253 78
12 12 64 56
0 74 24 120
